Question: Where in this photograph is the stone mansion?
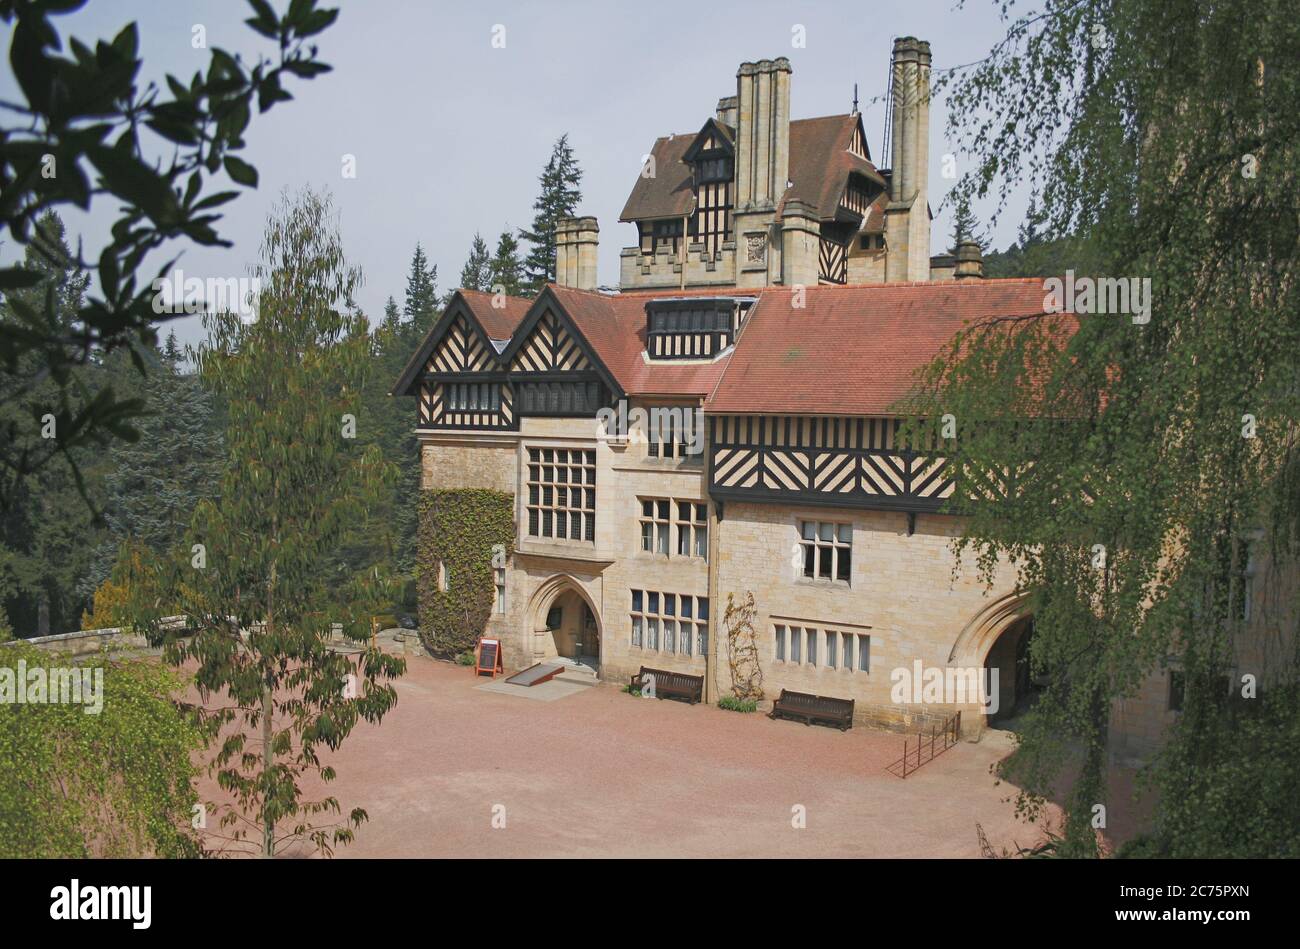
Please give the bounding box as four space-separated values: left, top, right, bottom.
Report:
392 38 1285 755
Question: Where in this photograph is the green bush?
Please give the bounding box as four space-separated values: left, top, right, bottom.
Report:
622 683 642 696
455 651 475 666
718 695 758 713
417 489 515 658
0 643 204 857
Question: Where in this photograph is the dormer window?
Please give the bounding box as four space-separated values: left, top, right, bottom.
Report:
696 156 733 183
646 299 736 360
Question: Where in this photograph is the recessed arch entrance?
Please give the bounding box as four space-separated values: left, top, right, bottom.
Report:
949 592 1037 729
524 575 603 674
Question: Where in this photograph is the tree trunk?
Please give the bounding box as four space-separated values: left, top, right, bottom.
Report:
36 589 50 637
262 685 273 857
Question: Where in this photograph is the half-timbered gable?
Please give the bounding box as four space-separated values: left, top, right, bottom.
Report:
508 309 593 374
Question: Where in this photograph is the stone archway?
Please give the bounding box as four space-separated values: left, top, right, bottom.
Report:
948 591 1035 732
523 575 604 674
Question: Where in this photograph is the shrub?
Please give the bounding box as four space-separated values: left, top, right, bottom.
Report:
718 695 758 713
0 644 204 857
456 651 475 666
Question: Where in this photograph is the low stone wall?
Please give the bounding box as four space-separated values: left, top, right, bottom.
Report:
4 626 150 656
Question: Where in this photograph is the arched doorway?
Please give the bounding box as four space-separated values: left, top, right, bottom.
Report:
949 592 1035 732
524 576 603 675
983 616 1038 725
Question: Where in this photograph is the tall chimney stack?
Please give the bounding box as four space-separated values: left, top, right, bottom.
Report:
885 37 933 282
734 58 792 212
554 216 599 291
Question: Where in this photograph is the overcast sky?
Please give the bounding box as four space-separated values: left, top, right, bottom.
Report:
1 0 1029 346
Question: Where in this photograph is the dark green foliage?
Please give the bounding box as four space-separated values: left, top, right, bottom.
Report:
519 135 583 293
0 0 338 508
403 243 439 335
458 232 492 292
83 345 223 598
489 229 526 297
0 214 104 636
417 489 514 657
0 642 205 857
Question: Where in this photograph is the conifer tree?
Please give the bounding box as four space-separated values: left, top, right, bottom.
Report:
519 135 583 292
489 228 526 297
458 232 493 292
83 344 223 599
403 243 439 331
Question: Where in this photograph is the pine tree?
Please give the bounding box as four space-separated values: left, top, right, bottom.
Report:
380 296 401 335
403 244 439 332
458 232 493 292
519 135 583 292
82 345 224 601
949 194 980 252
146 188 405 857
489 228 526 297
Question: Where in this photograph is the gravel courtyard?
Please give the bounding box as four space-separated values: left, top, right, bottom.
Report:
212 651 1064 859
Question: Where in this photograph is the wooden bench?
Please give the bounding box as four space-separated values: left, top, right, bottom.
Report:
769 689 855 731
631 666 704 705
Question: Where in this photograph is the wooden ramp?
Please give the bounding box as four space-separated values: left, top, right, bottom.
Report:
505 662 564 687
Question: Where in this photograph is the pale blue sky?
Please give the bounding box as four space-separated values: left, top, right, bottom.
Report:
1 0 1029 345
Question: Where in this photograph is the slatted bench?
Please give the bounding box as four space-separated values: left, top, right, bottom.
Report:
769 689 855 731
631 666 704 705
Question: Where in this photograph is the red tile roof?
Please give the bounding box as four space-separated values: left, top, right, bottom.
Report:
618 134 696 222
399 280 1074 415
458 288 532 340
621 114 885 224
704 279 1067 415
547 286 730 398
779 114 886 220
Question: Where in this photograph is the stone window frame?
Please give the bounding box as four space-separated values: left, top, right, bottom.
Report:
675 501 708 560
796 519 853 586
636 497 708 561
525 446 596 543
638 498 671 557
630 589 709 658
774 623 870 673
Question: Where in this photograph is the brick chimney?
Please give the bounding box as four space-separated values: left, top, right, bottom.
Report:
555 216 599 290
884 37 933 283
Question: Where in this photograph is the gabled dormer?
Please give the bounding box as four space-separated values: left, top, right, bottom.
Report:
644 296 754 360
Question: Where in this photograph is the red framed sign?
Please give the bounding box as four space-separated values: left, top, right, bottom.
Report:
475 638 504 678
